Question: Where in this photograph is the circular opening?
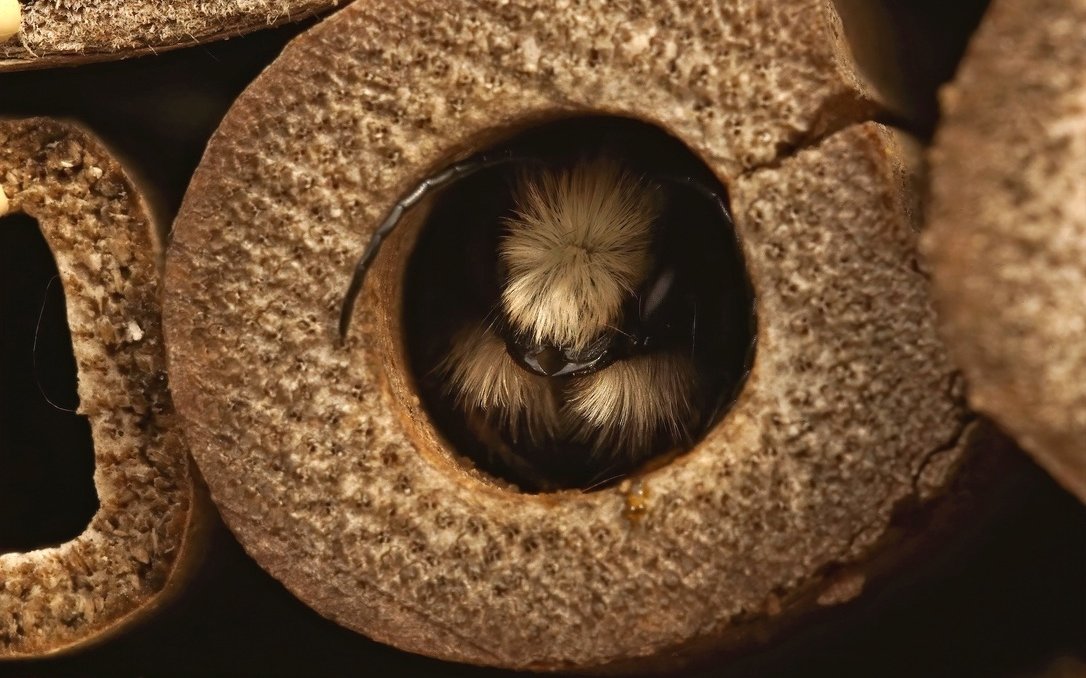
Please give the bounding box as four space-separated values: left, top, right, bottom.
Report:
402 116 755 492
1 214 98 554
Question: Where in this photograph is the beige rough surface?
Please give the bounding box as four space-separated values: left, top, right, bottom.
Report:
0 118 201 659
164 0 970 668
0 0 341 70
924 0 1086 503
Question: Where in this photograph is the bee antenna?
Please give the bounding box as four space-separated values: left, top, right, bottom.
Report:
582 471 627 493
482 301 504 329
33 275 79 414
606 323 634 340
691 302 697 355
338 148 531 344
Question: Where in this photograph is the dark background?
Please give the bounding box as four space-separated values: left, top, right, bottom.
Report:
1 1 1083 676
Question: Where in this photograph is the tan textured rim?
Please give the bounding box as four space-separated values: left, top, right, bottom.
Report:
0 0 341 71
165 0 972 669
0 117 205 659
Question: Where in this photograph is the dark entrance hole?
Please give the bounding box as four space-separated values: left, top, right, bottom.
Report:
402 116 756 493
1 214 98 554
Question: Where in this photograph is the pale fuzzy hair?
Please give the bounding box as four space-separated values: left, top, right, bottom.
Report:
441 323 697 459
499 157 659 351
439 323 562 444
566 351 696 457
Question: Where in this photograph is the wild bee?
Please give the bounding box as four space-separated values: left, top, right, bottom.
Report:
341 118 753 490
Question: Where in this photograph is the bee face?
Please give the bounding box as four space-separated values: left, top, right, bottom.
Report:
367 117 755 491
430 151 738 479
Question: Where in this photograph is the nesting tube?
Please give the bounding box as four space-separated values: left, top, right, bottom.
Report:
165 0 984 670
0 118 206 658
925 0 1086 504
0 0 341 71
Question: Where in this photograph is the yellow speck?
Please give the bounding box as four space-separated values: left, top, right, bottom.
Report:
0 185 8 216
621 479 650 524
0 0 21 43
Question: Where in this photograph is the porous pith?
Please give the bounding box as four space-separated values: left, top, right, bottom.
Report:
0 119 195 658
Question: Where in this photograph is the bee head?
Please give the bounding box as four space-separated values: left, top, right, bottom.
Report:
498 157 659 365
